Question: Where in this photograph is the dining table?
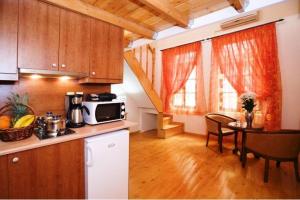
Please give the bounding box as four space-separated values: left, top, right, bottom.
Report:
227 121 264 166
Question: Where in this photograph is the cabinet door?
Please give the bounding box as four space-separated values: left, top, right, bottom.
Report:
89 19 124 81
7 150 34 199
0 0 18 75
0 155 8 199
18 0 60 70
7 140 84 199
90 19 110 79
59 9 90 74
108 25 124 80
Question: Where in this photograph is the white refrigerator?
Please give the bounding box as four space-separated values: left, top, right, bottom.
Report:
85 129 129 199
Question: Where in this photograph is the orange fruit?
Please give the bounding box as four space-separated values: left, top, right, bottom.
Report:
0 115 11 129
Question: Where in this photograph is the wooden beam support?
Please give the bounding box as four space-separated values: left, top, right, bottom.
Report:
228 0 249 13
136 0 189 27
43 0 155 38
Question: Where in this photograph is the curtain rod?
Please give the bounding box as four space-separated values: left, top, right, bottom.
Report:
160 18 284 51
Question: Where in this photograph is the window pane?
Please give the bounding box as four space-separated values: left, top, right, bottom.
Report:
186 80 196 93
171 68 197 110
223 78 235 92
219 75 238 111
185 93 196 107
173 93 184 106
189 68 196 79
223 92 237 110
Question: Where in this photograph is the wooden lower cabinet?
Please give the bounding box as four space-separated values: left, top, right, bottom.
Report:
0 155 8 198
1 139 84 199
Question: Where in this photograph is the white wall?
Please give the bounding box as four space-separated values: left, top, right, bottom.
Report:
277 13 300 129
111 62 157 132
152 0 300 134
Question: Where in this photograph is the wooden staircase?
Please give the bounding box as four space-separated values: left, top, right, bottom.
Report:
157 114 184 138
124 44 184 138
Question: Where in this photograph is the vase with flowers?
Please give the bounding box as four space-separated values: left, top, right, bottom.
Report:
240 92 256 128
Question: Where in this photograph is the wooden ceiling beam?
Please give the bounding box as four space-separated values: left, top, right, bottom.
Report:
228 0 249 13
136 0 189 27
43 0 155 38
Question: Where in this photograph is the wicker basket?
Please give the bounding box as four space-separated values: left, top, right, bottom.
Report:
0 104 36 142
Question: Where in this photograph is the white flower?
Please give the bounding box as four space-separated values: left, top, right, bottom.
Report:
240 92 256 101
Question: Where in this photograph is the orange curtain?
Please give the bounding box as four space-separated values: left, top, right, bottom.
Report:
210 23 282 130
161 42 206 114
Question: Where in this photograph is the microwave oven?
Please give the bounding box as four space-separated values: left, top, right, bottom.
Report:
82 101 125 125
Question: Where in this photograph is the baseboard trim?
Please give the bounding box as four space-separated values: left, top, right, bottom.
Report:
130 130 141 134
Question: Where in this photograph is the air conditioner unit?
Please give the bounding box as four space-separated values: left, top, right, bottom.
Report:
220 12 259 30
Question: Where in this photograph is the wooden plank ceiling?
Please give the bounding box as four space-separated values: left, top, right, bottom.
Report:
80 0 240 43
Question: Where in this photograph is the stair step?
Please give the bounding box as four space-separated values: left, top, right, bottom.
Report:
163 113 173 118
159 122 184 138
162 122 183 130
162 116 172 126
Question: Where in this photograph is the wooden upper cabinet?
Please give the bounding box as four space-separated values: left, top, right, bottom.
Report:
90 19 110 79
18 0 60 70
88 19 124 82
108 25 124 80
59 10 90 75
7 139 84 199
0 0 18 79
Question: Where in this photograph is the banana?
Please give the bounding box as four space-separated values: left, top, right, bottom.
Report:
14 115 35 128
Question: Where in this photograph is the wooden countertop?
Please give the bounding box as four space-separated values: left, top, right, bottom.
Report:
0 120 136 156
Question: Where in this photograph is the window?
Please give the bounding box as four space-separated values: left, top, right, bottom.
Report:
218 73 260 113
217 40 255 112
219 74 238 112
172 68 196 111
210 23 281 130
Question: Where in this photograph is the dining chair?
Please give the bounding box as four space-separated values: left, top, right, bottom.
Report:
243 130 300 182
205 113 237 153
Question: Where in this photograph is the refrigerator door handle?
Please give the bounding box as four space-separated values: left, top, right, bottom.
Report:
86 145 93 167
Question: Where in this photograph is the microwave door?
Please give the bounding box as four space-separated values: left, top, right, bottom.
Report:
95 103 121 122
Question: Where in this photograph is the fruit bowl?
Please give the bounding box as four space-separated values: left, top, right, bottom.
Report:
0 104 36 142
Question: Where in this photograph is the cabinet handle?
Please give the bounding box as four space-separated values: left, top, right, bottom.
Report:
61 64 66 68
12 157 19 163
52 63 57 67
91 72 96 76
86 145 93 167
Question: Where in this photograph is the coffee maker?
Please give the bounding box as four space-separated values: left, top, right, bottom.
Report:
65 92 90 128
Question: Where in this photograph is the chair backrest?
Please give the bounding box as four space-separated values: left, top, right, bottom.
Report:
205 113 236 133
246 130 300 159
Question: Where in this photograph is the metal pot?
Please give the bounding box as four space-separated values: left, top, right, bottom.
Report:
46 115 61 137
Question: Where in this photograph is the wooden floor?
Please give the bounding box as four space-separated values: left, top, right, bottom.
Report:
129 131 300 199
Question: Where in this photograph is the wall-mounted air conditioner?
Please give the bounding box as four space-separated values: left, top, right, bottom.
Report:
220 12 259 30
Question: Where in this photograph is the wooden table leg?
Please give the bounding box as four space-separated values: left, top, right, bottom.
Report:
240 130 246 163
232 131 238 154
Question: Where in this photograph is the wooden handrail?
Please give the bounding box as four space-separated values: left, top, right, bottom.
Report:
147 44 154 54
124 50 163 112
151 47 155 89
131 44 156 88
